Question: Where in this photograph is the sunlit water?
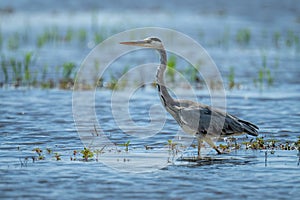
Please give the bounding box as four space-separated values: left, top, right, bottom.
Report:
1 0 300 199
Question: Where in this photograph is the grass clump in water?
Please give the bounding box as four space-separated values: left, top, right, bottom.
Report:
253 53 274 90
59 62 76 89
236 28 251 45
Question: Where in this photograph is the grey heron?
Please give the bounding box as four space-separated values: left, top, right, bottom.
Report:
120 37 258 157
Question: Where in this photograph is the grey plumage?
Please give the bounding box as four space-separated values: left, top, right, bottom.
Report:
120 37 259 157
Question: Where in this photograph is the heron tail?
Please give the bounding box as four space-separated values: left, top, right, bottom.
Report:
238 119 259 136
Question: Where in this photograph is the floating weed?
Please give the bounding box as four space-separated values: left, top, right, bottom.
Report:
81 147 94 161
94 146 106 161
70 150 78 161
32 147 45 160
53 153 61 161
119 141 130 152
46 148 52 154
295 136 300 151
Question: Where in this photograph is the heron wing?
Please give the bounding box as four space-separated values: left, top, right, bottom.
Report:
175 102 258 137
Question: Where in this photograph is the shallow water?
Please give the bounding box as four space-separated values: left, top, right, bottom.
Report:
1 0 300 199
1 89 300 199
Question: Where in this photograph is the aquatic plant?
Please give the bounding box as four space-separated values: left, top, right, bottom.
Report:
94 146 106 161
59 62 76 89
218 26 230 48
62 62 76 80
54 153 61 161
65 27 73 42
0 30 3 49
37 27 60 48
253 53 274 89
106 65 129 90
273 31 281 48
227 66 235 89
70 150 78 161
7 33 20 50
167 139 178 153
295 136 300 151
81 147 94 161
32 148 45 160
10 57 22 86
285 30 293 47
24 52 35 85
94 31 104 44
78 28 87 43
46 148 52 154
119 141 130 152
183 64 202 85
1 55 8 84
236 28 251 45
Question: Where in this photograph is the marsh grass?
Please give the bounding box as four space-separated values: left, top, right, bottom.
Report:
0 30 3 49
236 28 251 45
273 31 281 48
78 28 87 43
7 33 20 50
218 26 230 48
24 52 35 85
59 62 76 89
106 65 129 90
253 53 274 89
1 55 8 84
228 66 235 90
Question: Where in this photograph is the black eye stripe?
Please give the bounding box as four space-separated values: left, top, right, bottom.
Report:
150 38 161 42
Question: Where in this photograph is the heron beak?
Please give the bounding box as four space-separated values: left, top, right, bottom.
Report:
120 40 148 47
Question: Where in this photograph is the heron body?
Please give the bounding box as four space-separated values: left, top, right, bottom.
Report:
120 37 259 157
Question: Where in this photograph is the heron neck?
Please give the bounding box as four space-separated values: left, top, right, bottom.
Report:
156 48 175 105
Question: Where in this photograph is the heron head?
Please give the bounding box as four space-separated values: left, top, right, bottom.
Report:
120 37 163 49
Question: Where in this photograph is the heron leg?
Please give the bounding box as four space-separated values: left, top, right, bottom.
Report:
203 137 222 154
197 138 203 159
